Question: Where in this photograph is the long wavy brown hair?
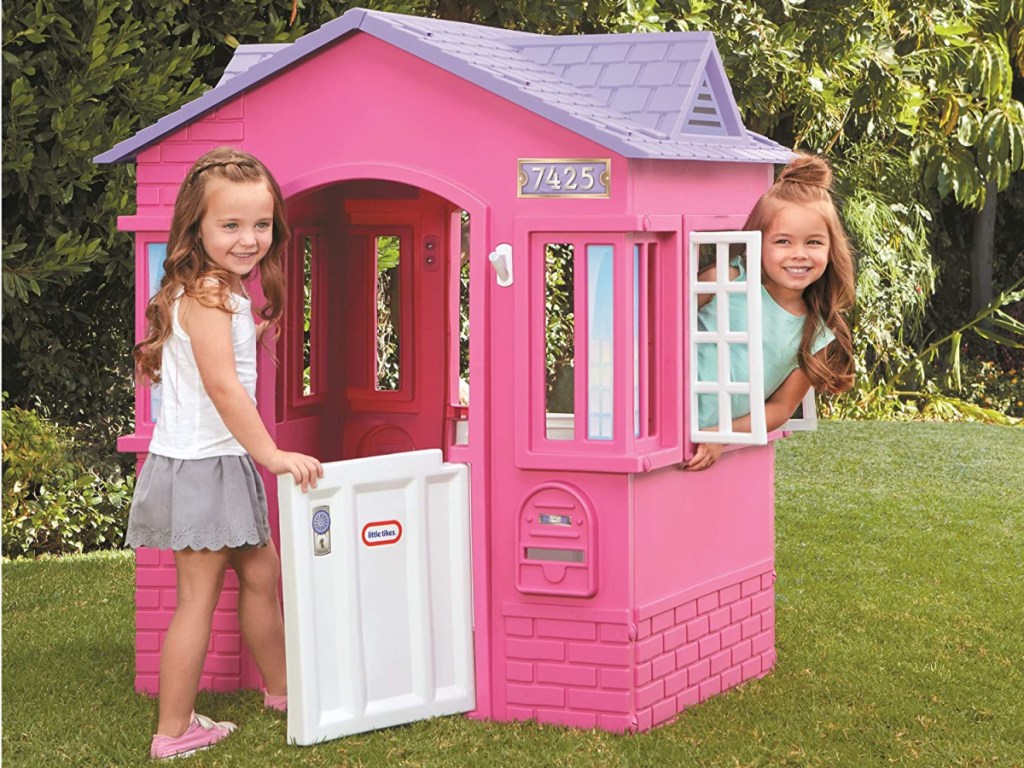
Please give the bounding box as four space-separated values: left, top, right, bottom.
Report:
134 148 290 383
745 153 856 393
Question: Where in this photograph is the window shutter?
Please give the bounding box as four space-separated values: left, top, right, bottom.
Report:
688 230 767 445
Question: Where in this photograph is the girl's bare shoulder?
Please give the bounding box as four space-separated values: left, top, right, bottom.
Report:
179 278 234 335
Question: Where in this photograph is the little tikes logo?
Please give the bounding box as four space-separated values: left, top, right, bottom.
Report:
361 520 403 547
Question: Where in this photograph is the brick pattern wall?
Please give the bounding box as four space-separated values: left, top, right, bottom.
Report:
135 102 246 212
503 615 636 732
134 548 244 694
500 568 775 733
633 568 776 731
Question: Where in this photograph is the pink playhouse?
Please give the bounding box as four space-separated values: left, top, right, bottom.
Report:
98 8 801 738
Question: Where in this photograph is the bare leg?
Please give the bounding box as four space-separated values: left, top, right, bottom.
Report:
157 548 230 737
230 543 287 695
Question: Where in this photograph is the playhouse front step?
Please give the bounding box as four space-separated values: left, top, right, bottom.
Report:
499 568 776 732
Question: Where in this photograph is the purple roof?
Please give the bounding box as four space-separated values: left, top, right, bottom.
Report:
95 8 790 164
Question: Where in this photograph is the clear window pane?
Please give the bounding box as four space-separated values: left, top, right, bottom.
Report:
302 236 314 397
634 245 641 437
545 243 574 439
459 211 470 403
644 245 658 437
147 243 167 424
375 235 401 391
634 242 659 439
587 244 614 440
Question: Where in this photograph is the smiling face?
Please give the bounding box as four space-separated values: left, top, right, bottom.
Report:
760 202 831 311
198 177 275 291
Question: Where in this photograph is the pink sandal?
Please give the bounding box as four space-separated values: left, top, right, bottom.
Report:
263 691 287 712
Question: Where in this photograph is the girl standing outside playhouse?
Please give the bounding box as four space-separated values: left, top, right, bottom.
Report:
687 153 856 471
126 148 323 759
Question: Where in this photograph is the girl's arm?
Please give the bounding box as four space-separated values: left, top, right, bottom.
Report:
686 365 812 471
182 297 323 491
695 264 742 308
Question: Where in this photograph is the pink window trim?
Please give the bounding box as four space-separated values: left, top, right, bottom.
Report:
512 217 683 474
282 228 330 418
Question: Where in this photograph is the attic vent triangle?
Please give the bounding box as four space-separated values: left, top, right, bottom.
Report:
681 76 727 136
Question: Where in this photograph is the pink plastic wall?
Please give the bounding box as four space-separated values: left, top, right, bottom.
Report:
122 30 778 729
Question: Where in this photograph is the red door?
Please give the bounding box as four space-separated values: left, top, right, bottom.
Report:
339 197 450 459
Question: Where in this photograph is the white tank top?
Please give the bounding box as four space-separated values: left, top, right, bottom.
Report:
147 291 257 459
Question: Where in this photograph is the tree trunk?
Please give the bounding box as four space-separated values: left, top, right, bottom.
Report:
970 180 997 316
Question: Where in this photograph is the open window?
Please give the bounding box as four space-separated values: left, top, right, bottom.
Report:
688 230 767 446
686 226 819 447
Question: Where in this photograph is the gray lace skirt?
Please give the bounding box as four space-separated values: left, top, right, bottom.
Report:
125 454 271 551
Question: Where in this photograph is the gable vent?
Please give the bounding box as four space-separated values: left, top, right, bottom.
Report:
682 77 726 135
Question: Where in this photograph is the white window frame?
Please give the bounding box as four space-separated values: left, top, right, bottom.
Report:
688 231 767 445
783 388 819 432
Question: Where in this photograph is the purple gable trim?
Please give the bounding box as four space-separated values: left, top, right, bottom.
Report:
95 8 790 164
216 44 291 86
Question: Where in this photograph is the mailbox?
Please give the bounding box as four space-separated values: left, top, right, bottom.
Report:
516 483 596 598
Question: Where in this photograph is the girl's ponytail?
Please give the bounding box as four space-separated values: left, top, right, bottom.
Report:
776 153 833 190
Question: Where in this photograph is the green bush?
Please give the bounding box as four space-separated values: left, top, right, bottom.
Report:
2 405 133 559
958 359 1024 419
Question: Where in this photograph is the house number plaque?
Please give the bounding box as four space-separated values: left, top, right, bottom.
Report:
518 159 611 198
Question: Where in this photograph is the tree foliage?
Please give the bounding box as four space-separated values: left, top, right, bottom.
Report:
3 0 1023 465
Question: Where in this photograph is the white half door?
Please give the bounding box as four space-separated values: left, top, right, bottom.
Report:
278 449 474 745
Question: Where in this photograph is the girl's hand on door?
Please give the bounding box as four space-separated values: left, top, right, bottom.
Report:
266 450 324 492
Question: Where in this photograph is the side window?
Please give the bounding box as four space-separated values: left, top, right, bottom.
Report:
452 209 471 408
301 234 317 397
146 242 167 425
543 242 575 438
586 244 614 440
687 230 767 445
374 234 402 392
286 229 327 413
633 241 659 440
522 231 669 469
448 209 472 447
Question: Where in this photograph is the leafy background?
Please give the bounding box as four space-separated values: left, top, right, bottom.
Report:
3 0 1023 556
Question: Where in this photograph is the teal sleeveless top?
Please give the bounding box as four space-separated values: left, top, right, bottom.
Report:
696 262 834 429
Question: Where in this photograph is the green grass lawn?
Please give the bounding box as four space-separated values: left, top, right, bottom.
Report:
3 421 1023 767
